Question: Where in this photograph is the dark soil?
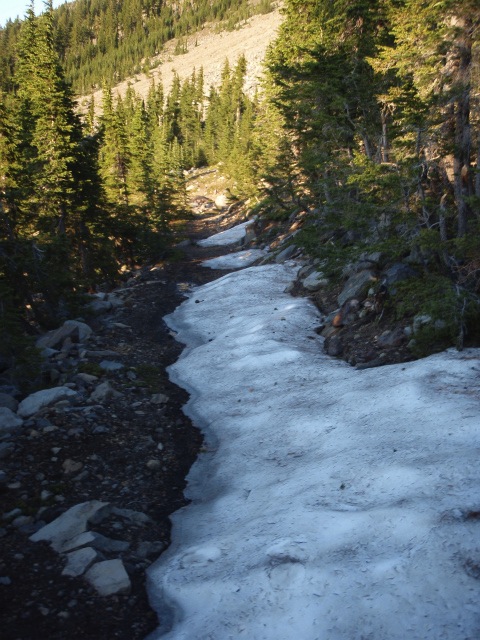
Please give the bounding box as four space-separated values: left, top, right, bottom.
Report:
0 213 240 640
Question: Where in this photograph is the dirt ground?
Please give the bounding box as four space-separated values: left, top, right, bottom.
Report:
0 211 244 640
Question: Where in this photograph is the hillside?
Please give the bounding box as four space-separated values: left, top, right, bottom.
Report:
78 8 283 113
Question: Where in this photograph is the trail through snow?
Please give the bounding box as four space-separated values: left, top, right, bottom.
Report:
147 224 480 639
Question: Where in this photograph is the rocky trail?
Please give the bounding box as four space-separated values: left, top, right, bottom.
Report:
0 203 247 640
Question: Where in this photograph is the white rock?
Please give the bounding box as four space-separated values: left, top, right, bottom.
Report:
18 387 78 418
84 559 131 596
29 500 110 552
215 194 228 209
0 407 23 432
62 547 98 577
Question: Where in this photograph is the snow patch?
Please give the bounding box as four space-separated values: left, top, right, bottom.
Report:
147 258 480 639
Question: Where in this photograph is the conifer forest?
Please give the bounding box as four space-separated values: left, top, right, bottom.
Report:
0 0 480 384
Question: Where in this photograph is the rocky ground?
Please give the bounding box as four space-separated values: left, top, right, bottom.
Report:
0 208 242 640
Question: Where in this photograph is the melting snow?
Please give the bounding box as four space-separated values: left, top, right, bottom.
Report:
197 220 255 247
202 249 267 269
147 225 480 640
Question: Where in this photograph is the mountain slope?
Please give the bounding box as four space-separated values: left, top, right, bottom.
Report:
79 8 283 112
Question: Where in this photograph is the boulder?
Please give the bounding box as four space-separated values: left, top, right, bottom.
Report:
0 407 23 433
30 500 110 552
36 320 92 350
17 386 78 418
338 270 376 306
302 271 329 291
84 559 131 596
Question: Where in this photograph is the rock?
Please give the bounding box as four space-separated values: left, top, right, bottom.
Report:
18 387 78 418
0 407 23 432
413 314 432 333
376 328 406 348
324 334 344 357
151 393 168 405
302 271 329 291
87 300 112 315
112 507 152 526
36 320 92 350
84 559 131 596
215 194 228 209
275 245 296 263
61 531 97 552
62 547 98 577
99 360 124 371
0 393 18 412
29 500 110 552
88 532 130 553
62 459 83 474
90 382 122 403
382 263 418 286
146 459 161 471
75 373 98 384
338 270 376 306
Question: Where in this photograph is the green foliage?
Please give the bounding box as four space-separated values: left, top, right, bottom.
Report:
392 275 480 355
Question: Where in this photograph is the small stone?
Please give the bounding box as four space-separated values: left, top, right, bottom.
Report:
62 459 83 474
146 459 161 471
0 576 11 585
151 393 169 405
